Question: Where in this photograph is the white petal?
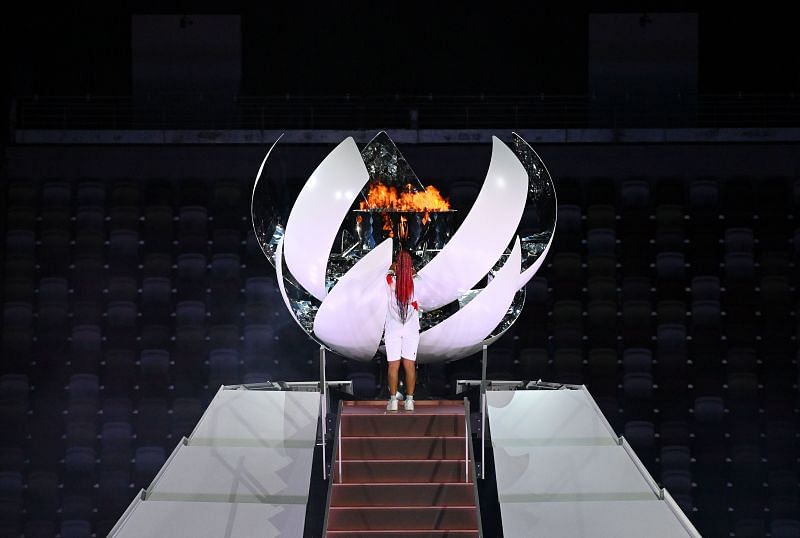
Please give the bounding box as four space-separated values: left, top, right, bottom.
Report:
283 137 369 301
416 136 528 311
275 236 305 332
313 239 393 361
417 237 522 362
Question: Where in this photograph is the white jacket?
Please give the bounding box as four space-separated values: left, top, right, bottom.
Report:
385 273 420 335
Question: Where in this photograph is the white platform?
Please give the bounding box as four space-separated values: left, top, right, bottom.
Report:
500 499 694 538
110 500 307 538
145 444 314 503
189 388 319 447
487 387 699 537
110 388 320 538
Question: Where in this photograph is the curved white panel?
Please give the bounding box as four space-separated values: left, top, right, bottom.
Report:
313 239 393 361
416 137 528 311
251 135 283 215
275 237 305 332
516 134 558 289
452 328 510 364
250 134 284 266
283 137 370 301
417 237 522 363
518 230 555 289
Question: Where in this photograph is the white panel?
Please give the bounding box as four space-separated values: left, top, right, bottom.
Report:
313 239 392 361
111 500 305 538
417 237 521 362
518 225 556 289
275 237 304 331
148 445 313 502
487 389 617 444
112 389 320 538
190 390 319 446
513 132 559 289
283 137 369 301
250 135 283 234
487 389 699 537
493 445 655 499
416 137 528 311
500 500 694 538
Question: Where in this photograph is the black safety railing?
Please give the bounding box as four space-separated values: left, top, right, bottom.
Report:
12 93 800 130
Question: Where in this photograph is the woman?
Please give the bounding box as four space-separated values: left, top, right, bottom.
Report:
384 249 419 411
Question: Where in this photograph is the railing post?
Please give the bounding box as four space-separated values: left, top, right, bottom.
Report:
337 411 342 483
464 401 469 483
320 345 327 480
481 344 487 480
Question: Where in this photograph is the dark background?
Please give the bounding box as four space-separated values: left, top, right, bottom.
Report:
1 4 799 538
2 3 798 98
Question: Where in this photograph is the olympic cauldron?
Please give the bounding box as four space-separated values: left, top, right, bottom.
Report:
251 132 557 363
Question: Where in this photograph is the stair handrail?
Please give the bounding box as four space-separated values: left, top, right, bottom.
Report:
319 345 327 479
337 400 343 482
465 397 484 537
481 344 488 479
465 399 469 483
321 399 343 537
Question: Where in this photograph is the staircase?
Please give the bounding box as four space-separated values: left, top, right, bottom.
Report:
325 399 481 537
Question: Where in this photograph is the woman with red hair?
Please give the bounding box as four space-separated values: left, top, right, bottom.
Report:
384 249 420 411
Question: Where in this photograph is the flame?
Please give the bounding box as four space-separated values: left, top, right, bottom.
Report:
398 215 408 240
360 181 450 212
382 214 394 238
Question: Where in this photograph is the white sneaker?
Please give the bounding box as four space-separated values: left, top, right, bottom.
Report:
386 397 398 411
395 391 404 401
404 396 414 411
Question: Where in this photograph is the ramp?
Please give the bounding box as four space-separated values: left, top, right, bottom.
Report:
110 387 320 538
487 386 699 537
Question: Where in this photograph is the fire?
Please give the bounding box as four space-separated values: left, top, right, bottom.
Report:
360 181 450 212
382 214 394 238
398 215 408 240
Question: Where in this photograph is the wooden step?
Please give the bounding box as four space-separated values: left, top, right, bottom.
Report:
340 436 466 460
340 400 466 437
326 506 479 531
341 414 465 437
327 529 480 538
334 460 469 483
330 483 475 507
342 400 465 414
326 531 479 537
326 400 478 536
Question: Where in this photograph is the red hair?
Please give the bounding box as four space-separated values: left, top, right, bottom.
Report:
394 250 415 323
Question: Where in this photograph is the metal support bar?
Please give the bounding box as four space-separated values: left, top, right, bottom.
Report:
481 344 487 480
337 413 343 483
464 403 469 482
320 345 327 480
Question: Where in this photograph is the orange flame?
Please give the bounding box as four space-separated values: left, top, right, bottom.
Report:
360 181 450 212
382 214 394 238
398 215 408 240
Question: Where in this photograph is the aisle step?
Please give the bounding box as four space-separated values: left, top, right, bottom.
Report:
341 414 466 437
340 436 466 460
326 506 479 531
328 529 480 538
325 400 479 535
334 460 468 483
330 483 475 506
